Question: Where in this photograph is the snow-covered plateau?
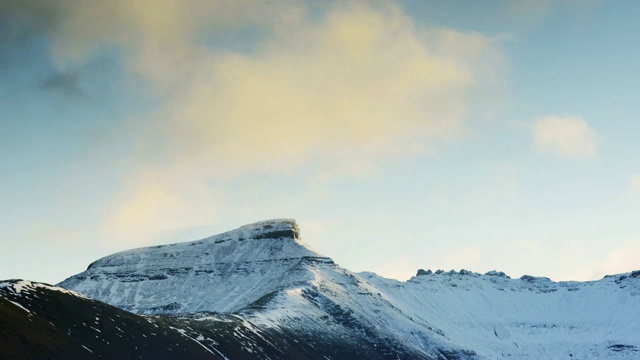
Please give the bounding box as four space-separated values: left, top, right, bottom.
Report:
58 219 640 359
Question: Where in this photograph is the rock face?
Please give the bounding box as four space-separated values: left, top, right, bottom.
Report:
58 219 640 359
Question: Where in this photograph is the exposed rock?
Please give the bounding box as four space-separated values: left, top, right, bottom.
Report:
416 269 432 276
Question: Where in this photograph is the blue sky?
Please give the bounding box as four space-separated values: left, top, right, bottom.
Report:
1 0 639 284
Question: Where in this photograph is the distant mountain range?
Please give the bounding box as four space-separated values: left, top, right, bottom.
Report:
2 219 639 359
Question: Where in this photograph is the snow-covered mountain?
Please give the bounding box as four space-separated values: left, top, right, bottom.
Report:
59 219 640 359
59 219 326 314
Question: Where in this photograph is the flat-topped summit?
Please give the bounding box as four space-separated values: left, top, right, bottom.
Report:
81 218 312 272
238 218 301 240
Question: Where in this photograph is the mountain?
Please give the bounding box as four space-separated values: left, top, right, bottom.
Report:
57 219 640 359
58 219 441 358
60 219 640 359
0 279 218 359
59 219 321 314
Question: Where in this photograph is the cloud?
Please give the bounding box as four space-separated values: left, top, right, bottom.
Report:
0 1 60 76
155 4 493 172
0 1 60 47
1 0 299 88
40 70 83 96
45 0 301 88
16 1 505 245
99 160 239 246
533 115 597 159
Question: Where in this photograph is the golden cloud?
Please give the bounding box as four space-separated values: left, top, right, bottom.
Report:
157 3 503 172
41 1 506 245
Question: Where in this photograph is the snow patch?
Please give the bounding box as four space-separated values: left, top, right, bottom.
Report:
7 300 31 314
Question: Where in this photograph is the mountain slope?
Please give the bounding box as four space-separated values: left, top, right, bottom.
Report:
362 269 640 359
0 279 344 359
0 280 218 359
58 219 640 359
59 219 322 314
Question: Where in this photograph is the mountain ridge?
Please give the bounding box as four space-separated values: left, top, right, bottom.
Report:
56 218 640 359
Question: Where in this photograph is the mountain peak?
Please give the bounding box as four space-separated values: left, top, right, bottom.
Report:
59 218 328 314
237 218 301 241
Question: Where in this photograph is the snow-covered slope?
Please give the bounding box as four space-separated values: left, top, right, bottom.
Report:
60 219 325 314
59 219 640 359
363 269 640 359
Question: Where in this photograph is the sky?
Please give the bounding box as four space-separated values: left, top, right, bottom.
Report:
1 0 640 284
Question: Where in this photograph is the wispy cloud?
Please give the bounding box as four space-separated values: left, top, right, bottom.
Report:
0 1 60 47
533 115 598 159
40 70 83 97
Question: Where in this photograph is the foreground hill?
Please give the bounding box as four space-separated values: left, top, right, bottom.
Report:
0 280 330 359
0 280 218 359
58 219 640 359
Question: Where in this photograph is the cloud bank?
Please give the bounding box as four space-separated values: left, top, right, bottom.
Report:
5 1 506 244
